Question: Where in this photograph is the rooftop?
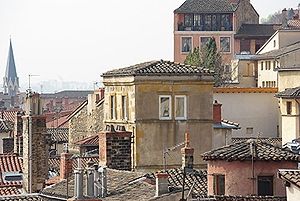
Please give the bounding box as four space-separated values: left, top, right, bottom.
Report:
235 24 278 39
0 154 22 187
202 139 300 162
213 87 278 94
102 60 213 78
276 87 300 98
75 134 98 146
47 128 69 144
278 169 300 188
174 0 238 14
213 119 240 129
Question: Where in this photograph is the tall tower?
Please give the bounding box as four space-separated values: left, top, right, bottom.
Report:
3 39 19 97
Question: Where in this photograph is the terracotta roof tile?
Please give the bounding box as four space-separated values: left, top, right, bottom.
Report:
232 137 282 147
0 154 22 187
102 60 213 77
47 128 68 143
0 187 21 196
198 195 286 201
202 139 300 162
278 169 300 188
0 194 42 200
75 134 98 146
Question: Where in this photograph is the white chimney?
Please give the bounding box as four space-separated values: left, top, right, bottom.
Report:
98 166 107 198
74 168 84 199
155 172 169 197
86 166 94 197
93 164 100 197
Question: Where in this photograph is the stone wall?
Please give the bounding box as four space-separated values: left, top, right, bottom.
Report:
69 101 104 153
235 0 259 32
99 128 131 170
22 115 48 193
14 112 23 155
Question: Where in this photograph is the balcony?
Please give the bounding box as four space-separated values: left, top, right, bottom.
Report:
178 24 233 31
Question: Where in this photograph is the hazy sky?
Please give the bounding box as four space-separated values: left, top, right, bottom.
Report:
0 0 298 91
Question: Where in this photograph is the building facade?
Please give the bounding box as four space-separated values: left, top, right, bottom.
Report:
102 60 214 170
174 0 259 65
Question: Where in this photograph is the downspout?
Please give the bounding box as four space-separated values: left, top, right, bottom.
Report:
29 110 32 194
295 99 300 139
250 140 255 195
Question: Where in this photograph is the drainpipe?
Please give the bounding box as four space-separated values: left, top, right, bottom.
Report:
295 99 300 139
29 109 32 194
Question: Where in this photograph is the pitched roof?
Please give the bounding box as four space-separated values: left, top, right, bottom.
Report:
0 119 13 133
232 137 282 147
0 154 22 187
47 128 69 143
276 87 300 98
102 60 213 78
4 40 19 90
41 90 93 99
0 194 42 201
202 139 300 162
40 169 155 200
235 24 278 39
278 169 300 188
75 134 98 146
1 110 20 123
198 195 286 201
213 119 240 129
174 0 237 14
254 40 300 60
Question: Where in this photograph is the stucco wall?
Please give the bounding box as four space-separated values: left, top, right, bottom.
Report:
103 76 214 170
214 92 279 138
213 128 232 149
286 184 300 201
278 71 300 92
258 59 278 88
207 160 297 196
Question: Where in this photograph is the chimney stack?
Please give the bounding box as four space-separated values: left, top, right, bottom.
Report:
86 161 95 197
74 168 84 199
282 8 288 28
155 172 169 197
181 132 194 170
98 166 107 198
60 152 73 180
213 100 222 124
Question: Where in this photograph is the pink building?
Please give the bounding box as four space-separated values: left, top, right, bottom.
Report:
202 139 300 196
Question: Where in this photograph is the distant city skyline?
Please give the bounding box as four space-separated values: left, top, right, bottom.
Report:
0 0 299 92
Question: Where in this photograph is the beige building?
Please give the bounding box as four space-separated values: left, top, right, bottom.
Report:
102 60 214 170
278 169 300 201
255 29 300 88
214 87 279 138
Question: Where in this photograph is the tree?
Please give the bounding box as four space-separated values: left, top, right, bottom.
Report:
261 11 282 24
184 37 231 87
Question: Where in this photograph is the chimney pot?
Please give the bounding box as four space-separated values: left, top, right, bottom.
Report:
155 172 169 197
60 152 73 180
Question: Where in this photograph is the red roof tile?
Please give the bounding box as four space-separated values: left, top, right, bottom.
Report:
0 186 21 195
0 154 23 187
75 135 98 146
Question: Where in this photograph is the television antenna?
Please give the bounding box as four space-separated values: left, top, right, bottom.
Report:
163 142 185 171
28 74 40 91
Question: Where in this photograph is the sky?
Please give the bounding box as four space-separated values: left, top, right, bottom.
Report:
0 0 299 92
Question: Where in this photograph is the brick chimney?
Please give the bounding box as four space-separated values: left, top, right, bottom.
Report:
22 91 48 193
99 125 132 170
99 87 105 100
60 152 73 180
213 100 222 124
181 131 194 170
155 172 169 197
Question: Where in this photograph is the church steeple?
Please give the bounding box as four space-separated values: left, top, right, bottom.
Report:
3 39 19 96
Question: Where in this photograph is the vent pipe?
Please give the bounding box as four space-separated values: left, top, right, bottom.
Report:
98 166 107 198
93 164 100 197
74 168 84 199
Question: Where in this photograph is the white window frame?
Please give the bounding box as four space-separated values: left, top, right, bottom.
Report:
175 95 187 120
159 95 172 120
110 95 116 120
121 95 127 120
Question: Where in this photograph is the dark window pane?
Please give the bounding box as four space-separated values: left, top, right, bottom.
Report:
212 15 217 31
184 14 193 26
182 37 192 53
205 15 212 31
214 175 225 195
258 176 273 196
220 37 230 52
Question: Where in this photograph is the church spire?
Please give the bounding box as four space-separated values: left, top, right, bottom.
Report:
3 39 19 96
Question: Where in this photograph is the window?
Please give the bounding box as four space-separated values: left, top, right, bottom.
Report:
175 96 187 120
260 62 264 70
110 95 115 119
181 37 192 53
184 14 193 27
194 14 201 27
220 37 230 52
212 15 217 31
121 96 127 120
262 81 265 87
204 15 212 30
200 37 210 48
258 176 273 196
273 40 276 48
287 101 292 115
273 60 276 69
214 175 225 195
246 127 253 135
159 95 171 120
221 14 231 31
224 64 231 73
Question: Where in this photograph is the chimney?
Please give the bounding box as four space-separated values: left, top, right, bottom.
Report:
282 8 288 28
22 91 48 193
155 172 169 197
98 166 107 198
86 161 95 197
99 88 105 100
93 164 100 197
14 111 23 155
181 132 194 170
60 152 73 180
213 100 222 124
74 168 84 199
